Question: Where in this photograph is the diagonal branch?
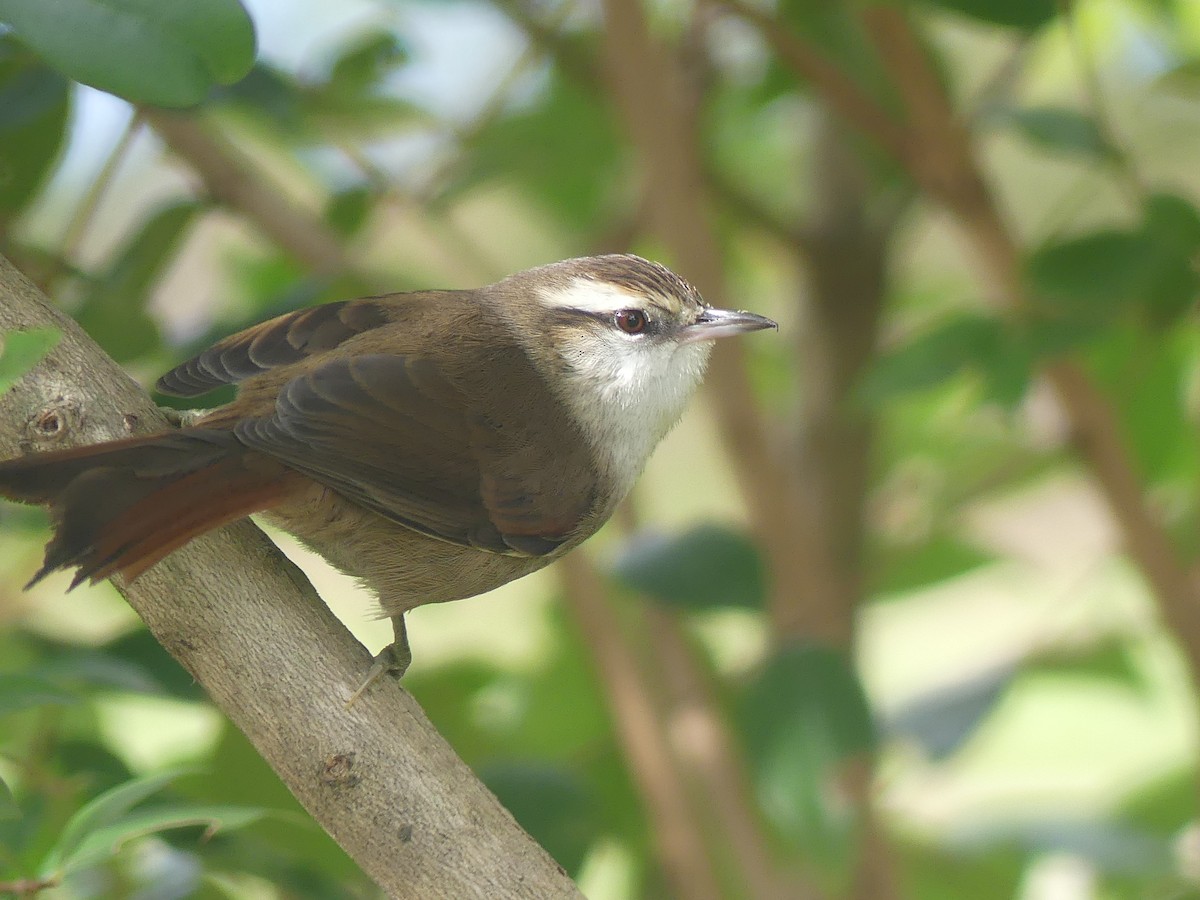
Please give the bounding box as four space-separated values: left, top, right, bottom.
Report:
0 254 582 898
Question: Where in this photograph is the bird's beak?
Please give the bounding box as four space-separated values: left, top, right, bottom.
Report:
680 307 778 344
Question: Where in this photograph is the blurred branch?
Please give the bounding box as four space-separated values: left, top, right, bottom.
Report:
598 0 845 645
645 605 819 900
142 110 370 284
711 0 910 165
0 253 583 899
793 112 901 900
559 555 724 900
60 110 144 260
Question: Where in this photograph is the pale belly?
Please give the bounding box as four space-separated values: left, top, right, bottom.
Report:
261 481 557 616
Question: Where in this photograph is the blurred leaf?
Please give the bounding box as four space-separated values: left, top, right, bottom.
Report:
213 64 305 131
859 314 1032 407
737 643 875 873
897 836 1025 900
0 773 17 821
1028 194 1200 328
1025 637 1146 692
55 740 135 798
58 803 270 876
452 74 622 229
0 673 78 716
1138 193 1200 325
1027 230 1152 317
482 763 600 875
1000 106 1114 160
610 523 766 611
100 629 206 701
924 0 1057 29
1086 321 1200 482
31 629 205 699
0 0 255 107
885 666 1013 760
1115 767 1197 836
75 200 200 362
41 768 193 875
0 37 69 220
325 186 374 237
327 31 407 95
0 327 59 393
1154 58 1200 97
871 535 995 597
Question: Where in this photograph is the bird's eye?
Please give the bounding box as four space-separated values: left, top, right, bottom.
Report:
615 309 648 334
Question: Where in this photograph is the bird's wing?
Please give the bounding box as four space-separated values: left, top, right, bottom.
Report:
156 298 394 397
233 351 598 557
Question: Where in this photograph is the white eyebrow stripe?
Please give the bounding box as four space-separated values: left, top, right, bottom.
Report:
540 278 645 314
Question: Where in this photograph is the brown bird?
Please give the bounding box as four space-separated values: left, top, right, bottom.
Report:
0 254 775 702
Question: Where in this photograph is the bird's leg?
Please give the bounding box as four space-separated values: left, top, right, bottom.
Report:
158 407 204 428
346 614 410 707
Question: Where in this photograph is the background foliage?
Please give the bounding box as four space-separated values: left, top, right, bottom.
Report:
2 0 1200 897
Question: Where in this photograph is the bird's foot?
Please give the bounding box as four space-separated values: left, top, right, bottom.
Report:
346 616 410 708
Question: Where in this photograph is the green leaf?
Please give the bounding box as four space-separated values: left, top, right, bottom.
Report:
870 535 995 597
1025 638 1145 691
1028 194 1200 328
1138 193 1200 325
0 773 18 821
859 314 1032 406
0 37 69 219
57 802 271 876
897 836 1026 900
737 643 875 873
451 74 622 229
482 763 600 875
0 673 78 716
1027 230 1152 317
325 186 374 237
76 200 200 362
0 0 256 107
41 768 194 876
1115 767 1197 836
216 62 425 142
327 31 407 95
925 0 1057 30
0 327 59 393
610 524 766 611
1000 106 1114 160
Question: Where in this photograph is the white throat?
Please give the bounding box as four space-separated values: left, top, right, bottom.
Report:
541 280 713 503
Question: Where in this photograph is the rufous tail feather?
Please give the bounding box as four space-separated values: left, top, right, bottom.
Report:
0 430 299 588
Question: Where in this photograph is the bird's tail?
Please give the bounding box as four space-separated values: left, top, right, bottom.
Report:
0 430 300 588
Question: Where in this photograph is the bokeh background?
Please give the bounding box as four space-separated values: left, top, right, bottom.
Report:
3 0 1200 897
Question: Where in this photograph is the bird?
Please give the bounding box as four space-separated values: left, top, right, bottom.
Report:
0 254 776 702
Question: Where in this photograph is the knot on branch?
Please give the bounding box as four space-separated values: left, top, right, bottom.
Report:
23 397 81 449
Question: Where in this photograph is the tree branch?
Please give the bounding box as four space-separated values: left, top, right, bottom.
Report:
0 254 582 898
142 110 370 284
559 554 723 900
